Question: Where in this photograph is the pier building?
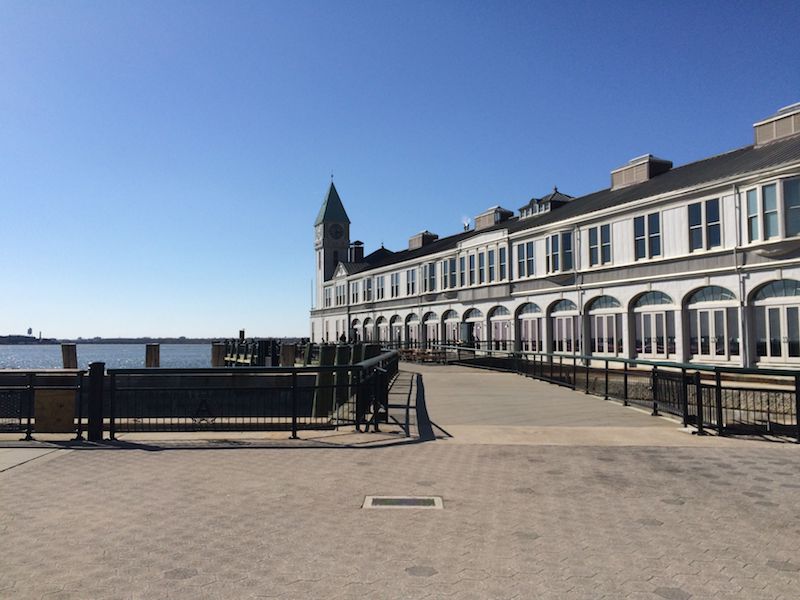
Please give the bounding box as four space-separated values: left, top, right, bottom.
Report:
310 102 800 369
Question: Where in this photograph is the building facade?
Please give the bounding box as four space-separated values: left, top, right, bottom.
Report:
310 103 800 369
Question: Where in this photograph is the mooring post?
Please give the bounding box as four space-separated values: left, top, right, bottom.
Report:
145 344 160 368
87 362 105 442
61 343 77 369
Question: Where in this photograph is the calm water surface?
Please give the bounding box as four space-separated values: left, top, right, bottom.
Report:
0 344 211 369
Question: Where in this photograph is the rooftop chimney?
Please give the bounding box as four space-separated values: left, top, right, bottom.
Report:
409 231 439 250
754 102 800 146
349 240 364 262
610 154 672 190
474 206 513 231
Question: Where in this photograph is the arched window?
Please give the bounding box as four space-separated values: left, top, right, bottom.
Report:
586 296 622 355
363 318 374 342
633 291 673 308
405 313 420 348
488 306 512 351
442 310 460 344
389 315 402 345
517 303 543 352
422 312 439 348
550 299 579 354
375 316 389 343
462 308 484 347
685 286 739 361
752 279 800 362
632 291 675 358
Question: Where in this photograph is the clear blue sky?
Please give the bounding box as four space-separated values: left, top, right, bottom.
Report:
2 1 799 339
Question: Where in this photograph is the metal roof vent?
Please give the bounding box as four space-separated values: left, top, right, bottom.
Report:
754 102 800 146
610 154 672 190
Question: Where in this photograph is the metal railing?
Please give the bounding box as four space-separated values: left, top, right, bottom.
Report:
0 370 86 439
106 350 399 439
435 344 800 442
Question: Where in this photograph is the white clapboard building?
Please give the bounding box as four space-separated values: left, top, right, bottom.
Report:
311 102 800 369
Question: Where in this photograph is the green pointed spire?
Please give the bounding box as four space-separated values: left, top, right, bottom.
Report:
314 182 351 226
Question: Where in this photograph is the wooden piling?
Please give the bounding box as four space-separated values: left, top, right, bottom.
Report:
61 344 78 369
145 344 160 368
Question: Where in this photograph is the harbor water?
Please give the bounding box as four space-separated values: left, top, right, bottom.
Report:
0 344 211 370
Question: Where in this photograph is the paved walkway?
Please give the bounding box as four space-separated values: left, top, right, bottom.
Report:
1 365 799 599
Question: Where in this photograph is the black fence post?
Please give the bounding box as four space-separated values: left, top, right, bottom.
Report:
585 358 590 394
651 365 659 416
623 362 629 406
87 362 105 442
695 371 705 435
571 355 576 390
22 373 34 441
604 360 609 400
290 371 298 439
715 369 725 436
795 374 800 444
74 371 85 441
109 372 116 441
681 367 689 428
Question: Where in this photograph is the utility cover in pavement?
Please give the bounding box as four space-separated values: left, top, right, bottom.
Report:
363 496 443 509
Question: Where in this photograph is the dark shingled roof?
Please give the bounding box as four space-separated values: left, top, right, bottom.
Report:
518 187 573 211
357 134 800 272
315 182 351 226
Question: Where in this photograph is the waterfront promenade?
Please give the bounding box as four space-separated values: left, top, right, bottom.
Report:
1 365 799 599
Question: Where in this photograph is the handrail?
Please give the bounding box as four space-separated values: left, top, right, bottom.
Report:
432 344 800 377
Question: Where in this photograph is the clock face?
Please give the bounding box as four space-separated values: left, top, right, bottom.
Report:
328 223 344 240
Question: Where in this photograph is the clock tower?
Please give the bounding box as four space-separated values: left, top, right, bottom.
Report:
314 182 350 308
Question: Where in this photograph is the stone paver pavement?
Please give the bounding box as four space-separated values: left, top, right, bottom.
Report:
1 365 799 599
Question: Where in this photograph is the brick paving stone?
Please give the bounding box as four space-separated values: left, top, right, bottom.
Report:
2 366 800 598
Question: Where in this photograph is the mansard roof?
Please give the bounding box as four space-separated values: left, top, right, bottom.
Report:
354 133 800 273
314 182 351 226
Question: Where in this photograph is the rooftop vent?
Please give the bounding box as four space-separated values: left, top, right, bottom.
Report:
754 102 800 146
474 206 513 231
610 154 672 190
409 231 438 250
349 240 364 263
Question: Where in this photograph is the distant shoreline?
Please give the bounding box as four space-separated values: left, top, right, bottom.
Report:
0 336 303 345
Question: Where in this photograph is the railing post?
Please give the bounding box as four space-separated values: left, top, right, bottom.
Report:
571 355 576 390
22 373 34 441
87 362 105 442
795 374 800 444
715 369 724 436
651 365 659 416
681 367 689 428
585 357 590 394
109 372 116 441
290 371 298 439
604 360 609 400
74 371 85 441
695 371 706 435
623 362 628 406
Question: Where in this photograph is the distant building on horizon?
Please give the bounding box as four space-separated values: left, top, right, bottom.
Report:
311 102 800 369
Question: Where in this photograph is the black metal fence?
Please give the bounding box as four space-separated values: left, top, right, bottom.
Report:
0 350 399 440
0 371 86 439
438 345 800 442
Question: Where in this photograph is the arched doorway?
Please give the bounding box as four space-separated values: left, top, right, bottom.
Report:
585 295 622 356
405 313 420 348
750 279 800 364
488 306 512 351
362 317 374 342
683 285 739 361
630 291 675 359
548 299 579 354
422 311 438 349
516 302 543 352
442 310 460 344
463 308 484 347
